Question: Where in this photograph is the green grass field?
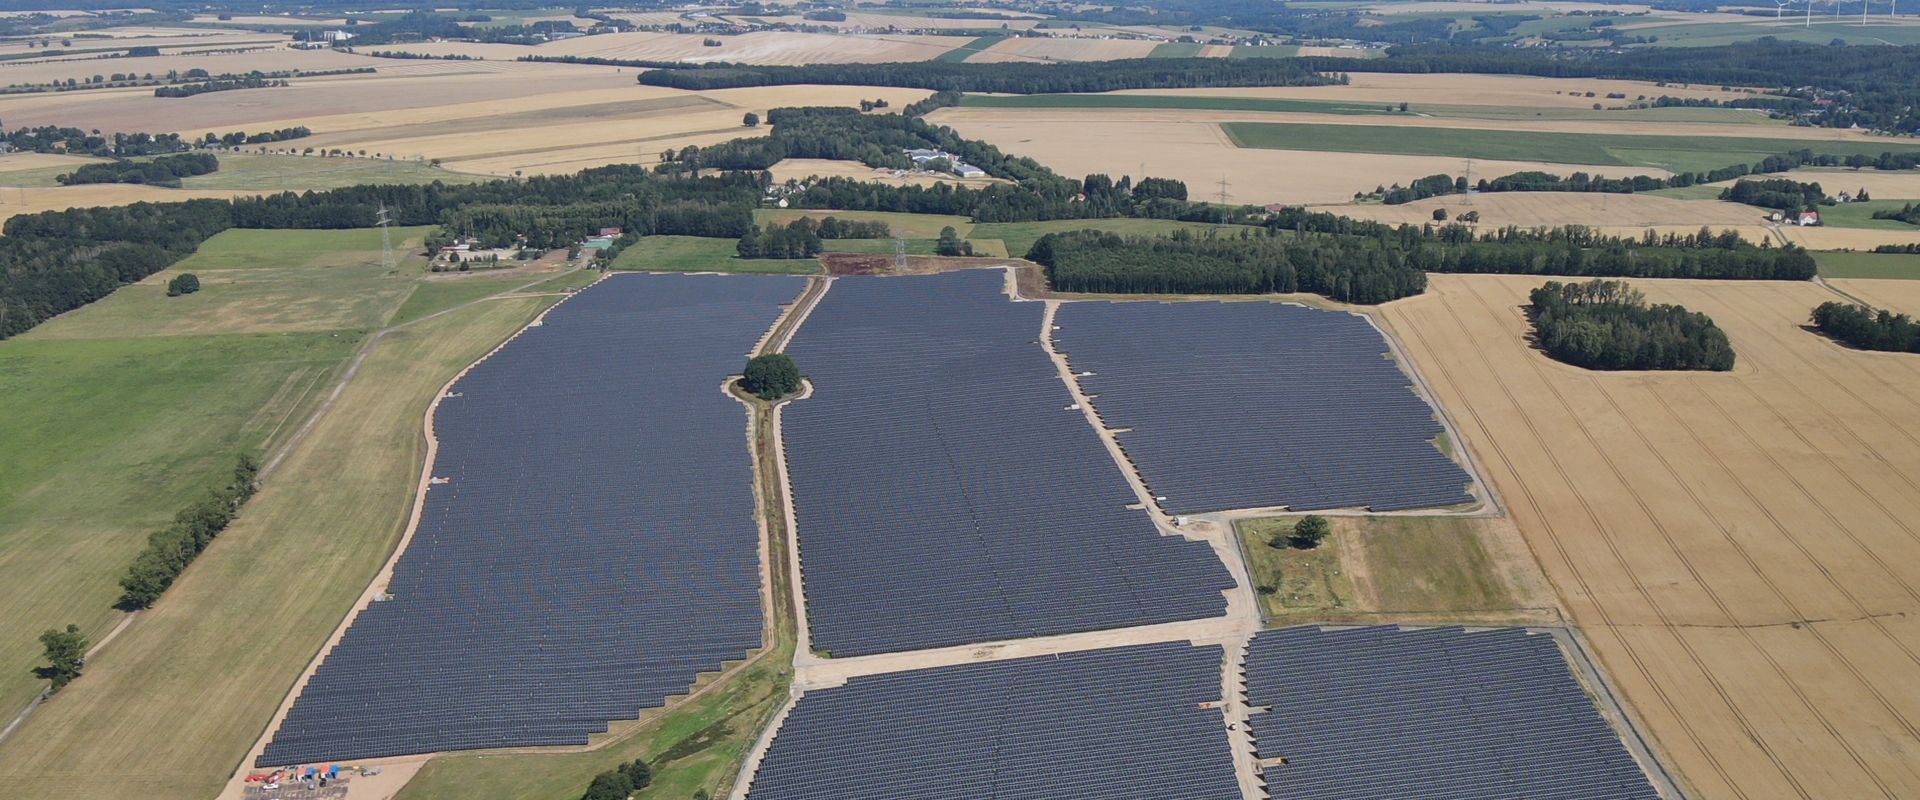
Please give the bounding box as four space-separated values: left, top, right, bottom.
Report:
1237 516 1526 624
1148 42 1207 58
1221 121 1920 174
1635 18 1920 48
0 226 575 757
1815 251 1920 280
0 297 556 800
936 33 1007 62
1811 200 1920 231
970 218 1260 258
611 236 819 275
754 208 973 239
0 155 486 191
181 154 489 191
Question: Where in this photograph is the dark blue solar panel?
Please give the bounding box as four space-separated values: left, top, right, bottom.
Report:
780 271 1233 656
1052 301 1473 513
1243 626 1661 800
746 642 1240 800
257 273 804 766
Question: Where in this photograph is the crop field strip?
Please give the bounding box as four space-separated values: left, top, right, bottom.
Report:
744 642 1239 800
779 271 1232 657
1243 626 1660 800
1053 301 1471 513
259 274 804 765
1382 276 1920 799
1221 121 1920 172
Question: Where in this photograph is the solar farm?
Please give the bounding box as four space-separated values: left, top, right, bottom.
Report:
1244 626 1660 800
258 274 803 765
744 643 1241 800
1052 300 1473 513
779 271 1234 657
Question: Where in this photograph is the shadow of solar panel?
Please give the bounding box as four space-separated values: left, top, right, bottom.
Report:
1052 301 1473 514
746 642 1240 800
257 273 804 766
780 271 1233 657
1243 626 1660 800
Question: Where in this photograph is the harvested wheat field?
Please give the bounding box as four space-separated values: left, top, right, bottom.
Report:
1830 279 1920 315
467 29 973 64
929 114 1657 204
0 185 258 228
0 61 638 133
0 152 102 173
0 46 374 87
1115 73 1755 110
1323 193 1771 230
968 36 1161 62
1760 169 1920 200
1380 274 1920 800
768 158 1006 188
1777 226 1920 251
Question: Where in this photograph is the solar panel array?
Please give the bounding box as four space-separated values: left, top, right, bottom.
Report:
259 274 804 766
1052 301 1473 513
746 642 1241 800
780 271 1233 656
1243 626 1661 800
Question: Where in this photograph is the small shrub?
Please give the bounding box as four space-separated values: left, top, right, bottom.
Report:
1289 515 1330 549
166 273 200 296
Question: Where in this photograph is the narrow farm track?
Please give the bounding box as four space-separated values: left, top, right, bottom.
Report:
1382 275 1920 800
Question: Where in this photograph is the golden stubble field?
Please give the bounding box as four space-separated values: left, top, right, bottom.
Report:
927 111 1666 205
1380 274 1920 800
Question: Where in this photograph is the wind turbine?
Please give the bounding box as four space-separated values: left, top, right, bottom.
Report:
1777 0 1791 19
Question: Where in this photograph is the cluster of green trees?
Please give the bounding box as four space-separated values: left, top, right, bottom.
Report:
2 125 191 157
1374 174 1464 205
1872 203 1920 226
1810 301 1920 353
738 220 819 259
154 75 288 98
56 152 218 188
616 56 1340 94
1269 515 1330 550
1720 178 1828 214
661 105 1055 185
442 199 751 250
936 226 973 257
1028 229 1429 304
35 624 87 694
741 353 802 401
1527 279 1735 371
202 126 312 146
581 760 651 800
1874 243 1920 254
118 454 261 610
166 273 200 296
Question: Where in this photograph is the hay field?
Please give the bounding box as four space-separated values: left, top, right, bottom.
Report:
927 113 1660 205
1776 225 1920 251
968 36 1160 62
1380 274 1920 800
0 46 378 87
1758 169 1920 200
0 152 102 172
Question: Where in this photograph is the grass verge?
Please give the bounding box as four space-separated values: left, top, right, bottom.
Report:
1814 251 1920 280
1237 515 1531 625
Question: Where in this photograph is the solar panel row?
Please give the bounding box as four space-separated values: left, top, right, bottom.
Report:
780 271 1234 657
259 274 804 766
745 642 1241 800
1243 626 1660 800
1052 301 1473 514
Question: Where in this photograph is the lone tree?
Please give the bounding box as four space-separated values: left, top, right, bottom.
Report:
742 111 760 127
741 353 801 401
935 226 972 257
581 759 651 800
1288 515 1331 550
166 273 200 296
36 624 87 693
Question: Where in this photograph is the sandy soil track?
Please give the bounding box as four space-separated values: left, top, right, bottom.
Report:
1380 275 1920 799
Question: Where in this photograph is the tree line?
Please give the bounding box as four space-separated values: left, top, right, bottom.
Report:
1720 178 1826 214
118 453 260 610
154 76 288 98
737 215 891 259
1028 228 1429 304
2 125 190 157
1811 301 1920 353
1872 203 1920 226
56 152 218 188
1374 148 1920 206
1528 279 1736 371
